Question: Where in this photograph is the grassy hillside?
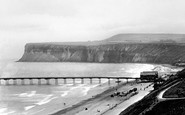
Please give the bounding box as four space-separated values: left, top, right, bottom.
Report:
104 33 185 43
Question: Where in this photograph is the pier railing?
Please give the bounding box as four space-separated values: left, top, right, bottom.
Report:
0 77 140 85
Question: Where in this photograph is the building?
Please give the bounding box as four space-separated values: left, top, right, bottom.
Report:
140 71 158 81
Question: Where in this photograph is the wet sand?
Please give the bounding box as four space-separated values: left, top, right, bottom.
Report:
52 80 153 115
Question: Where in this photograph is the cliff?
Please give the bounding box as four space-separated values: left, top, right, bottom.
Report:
18 42 185 64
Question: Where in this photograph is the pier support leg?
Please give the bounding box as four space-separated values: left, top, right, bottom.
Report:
126 79 128 83
30 79 33 85
13 79 17 85
5 80 9 85
21 79 24 85
90 78 92 84
73 78 75 85
117 78 119 85
64 78 66 84
99 78 101 84
0 80 2 85
55 78 58 85
38 79 41 85
108 78 110 85
46 79 49 85
81 78 84 84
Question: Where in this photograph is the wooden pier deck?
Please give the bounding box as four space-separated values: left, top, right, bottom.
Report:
0 77 140 85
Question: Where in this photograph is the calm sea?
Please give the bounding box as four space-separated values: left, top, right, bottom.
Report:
0 60 180 115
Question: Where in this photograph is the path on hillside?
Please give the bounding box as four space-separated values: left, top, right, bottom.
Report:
157 81 185 101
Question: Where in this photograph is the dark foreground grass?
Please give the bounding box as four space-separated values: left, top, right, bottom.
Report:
144 99 185 115
144 79 185 115
163 79 185 98
119 79 179 115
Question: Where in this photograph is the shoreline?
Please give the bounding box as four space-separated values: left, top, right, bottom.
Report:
15 61 176 66
51 80 153 115
51 64 180 115
0 62 181 115
51 80 135 115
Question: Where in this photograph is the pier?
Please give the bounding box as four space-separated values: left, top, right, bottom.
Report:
0 77 140 85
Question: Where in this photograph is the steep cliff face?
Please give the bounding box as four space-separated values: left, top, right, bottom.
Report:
18 43 185 64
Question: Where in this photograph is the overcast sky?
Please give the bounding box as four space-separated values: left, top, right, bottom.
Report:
1 0 185 60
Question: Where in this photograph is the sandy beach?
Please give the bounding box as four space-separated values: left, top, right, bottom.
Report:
103 83 153 115
52 80 153 115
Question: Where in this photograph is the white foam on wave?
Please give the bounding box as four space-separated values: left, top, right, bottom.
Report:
81 84 98 96
70 84 85 90
35 95 57 105
0 108 15 115
0 108 7 113
24 105 35 111
54 84 99 98
58 84 100 97
61 91 69 97
18 91 36 97
68 84 99 96
125 64 155 77
153 65 183 73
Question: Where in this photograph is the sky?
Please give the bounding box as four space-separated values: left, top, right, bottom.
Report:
1 0 185 60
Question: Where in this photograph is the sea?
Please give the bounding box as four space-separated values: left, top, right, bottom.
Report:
0 59 181 115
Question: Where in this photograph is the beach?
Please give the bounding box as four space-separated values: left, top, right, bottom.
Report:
0 61 181 115
52 80 153 115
